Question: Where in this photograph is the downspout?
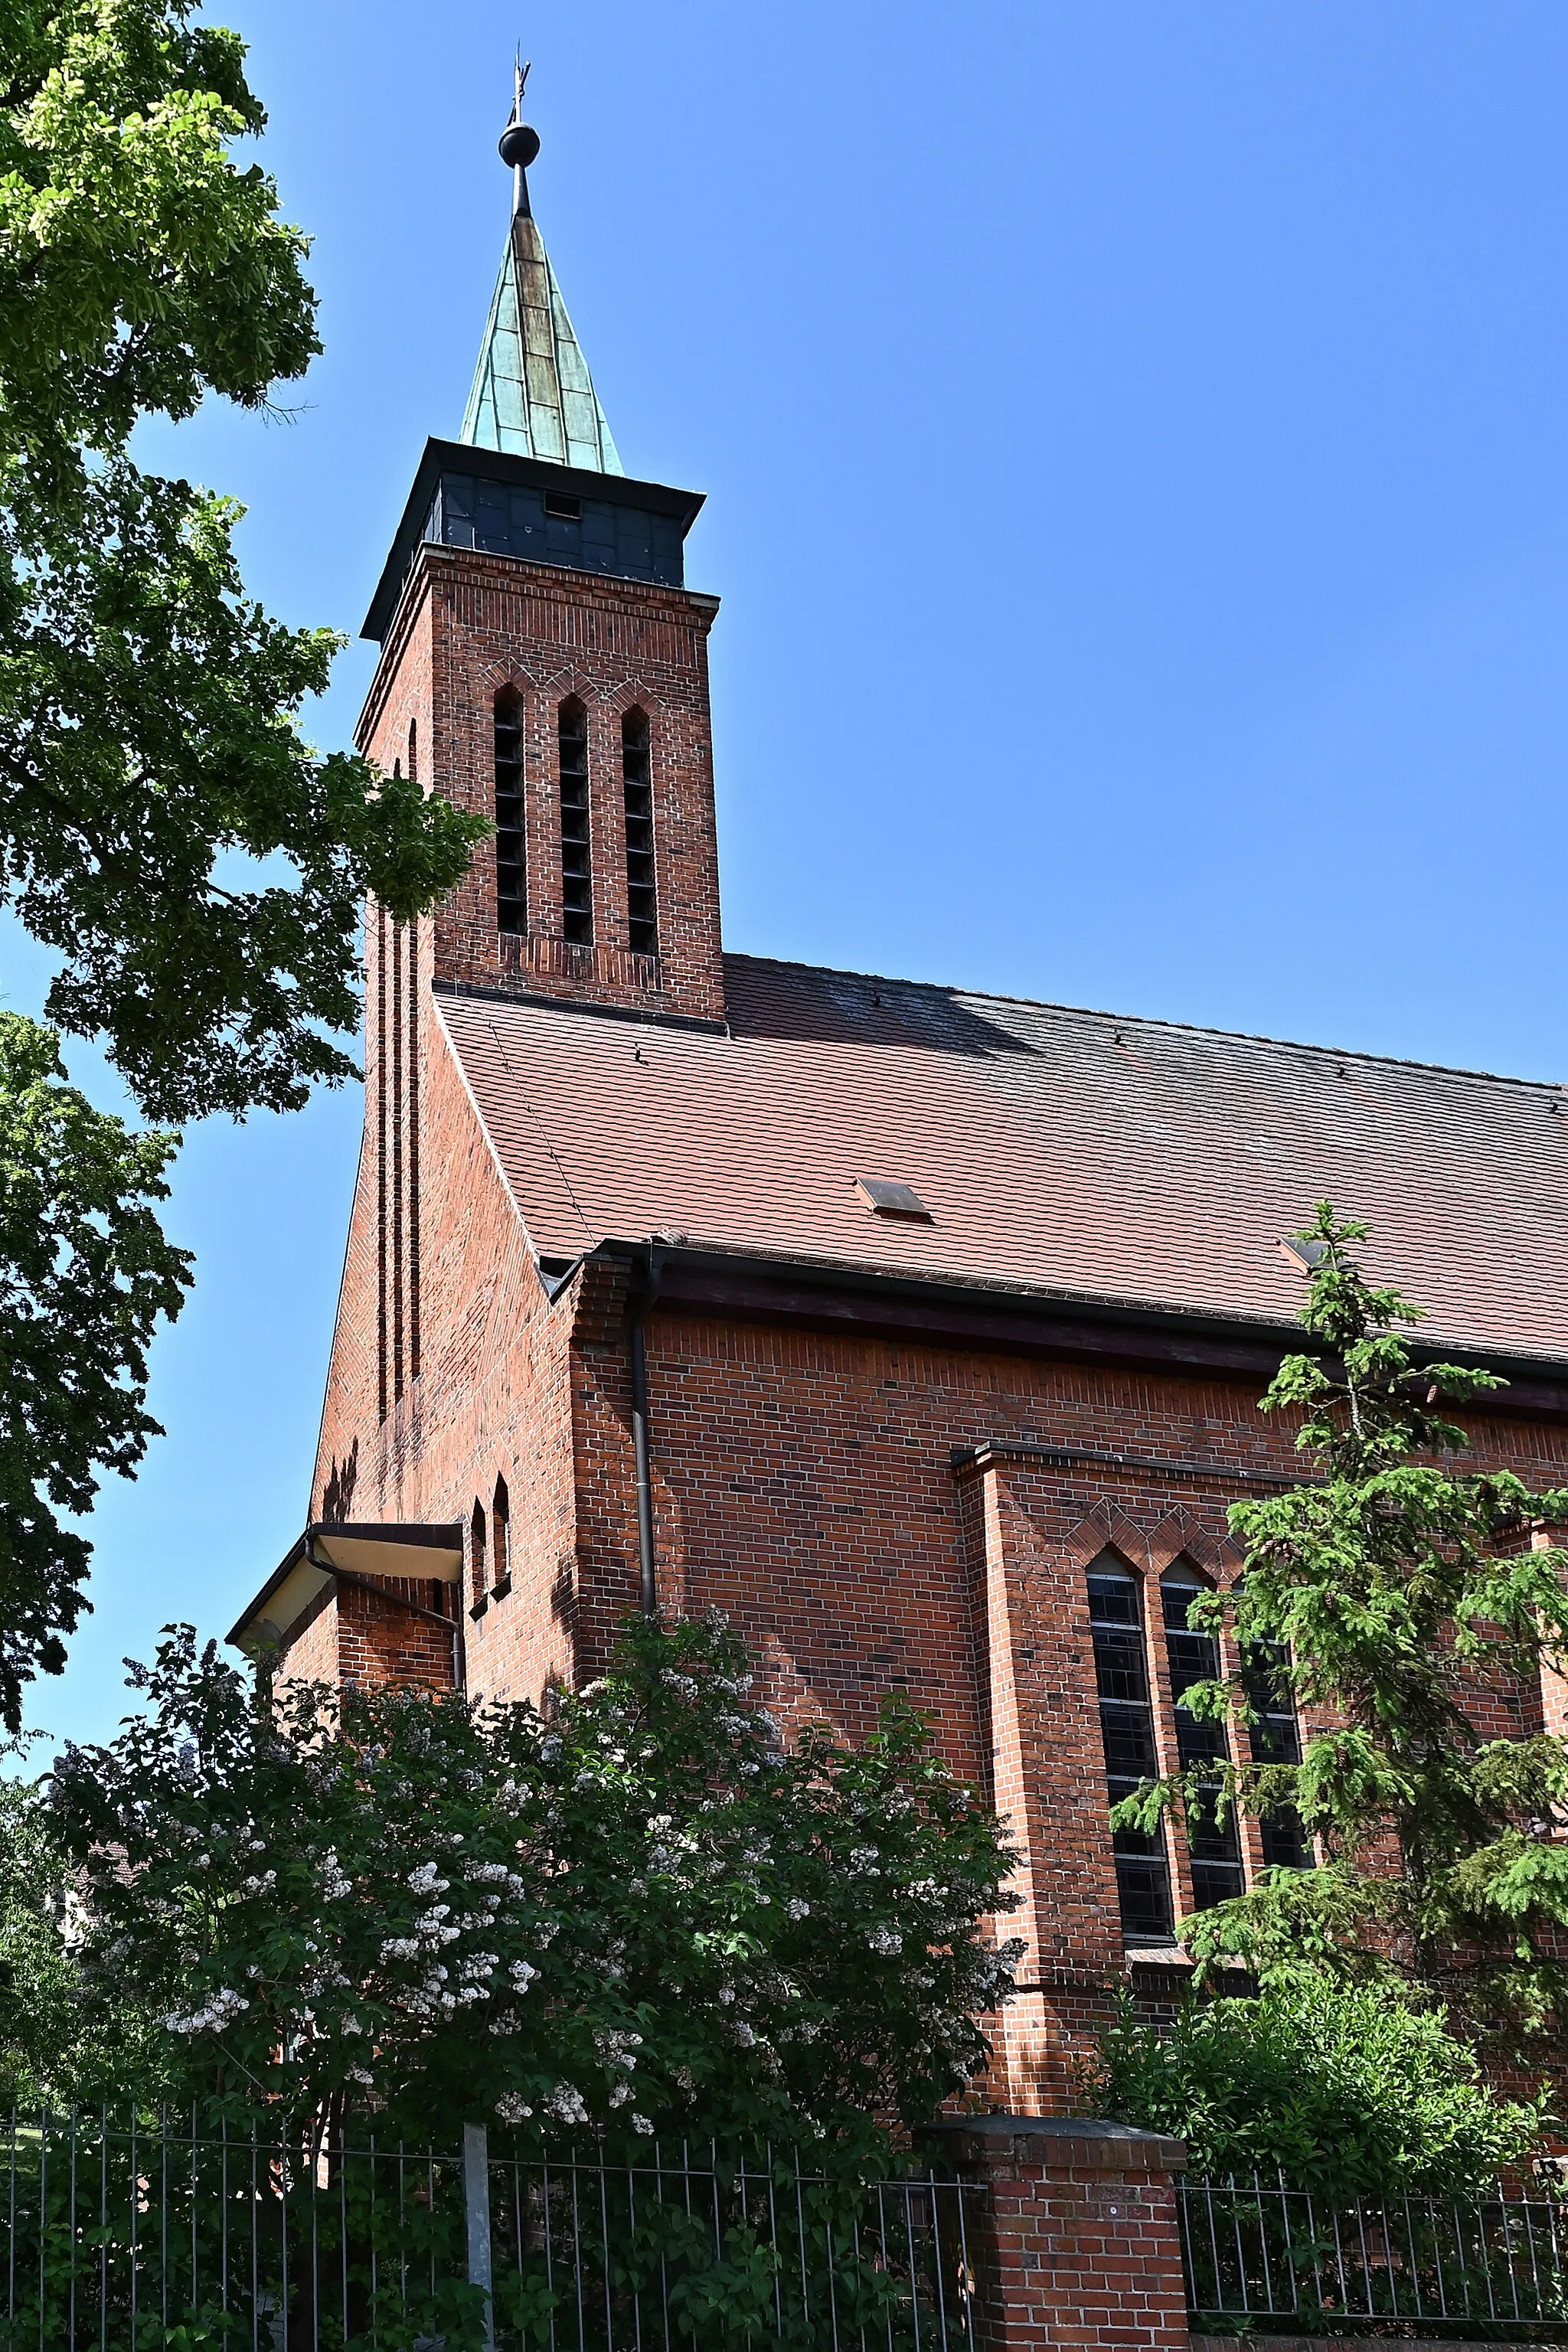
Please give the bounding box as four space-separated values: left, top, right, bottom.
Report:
628 1240 668 1619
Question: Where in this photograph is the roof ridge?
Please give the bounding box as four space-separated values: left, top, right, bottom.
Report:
720 952 1568 1100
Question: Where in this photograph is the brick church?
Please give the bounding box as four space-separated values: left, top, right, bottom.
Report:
231 96 1568 2107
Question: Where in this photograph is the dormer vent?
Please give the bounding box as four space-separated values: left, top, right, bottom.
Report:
856 1177 932 1221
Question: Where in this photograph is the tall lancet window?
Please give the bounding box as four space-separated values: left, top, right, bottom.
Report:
557 699 593 944
1241 1603 1313 1870
1087 1552 1173 1943
1161 1566 1244 1910
622 709 657 956
469 1500 488 1618
492 1473 512 1598
494 691 525 936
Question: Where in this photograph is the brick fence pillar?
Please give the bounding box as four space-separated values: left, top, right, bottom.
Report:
925 2115 1189 2352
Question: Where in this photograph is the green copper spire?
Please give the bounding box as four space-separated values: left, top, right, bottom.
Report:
461 65 624 475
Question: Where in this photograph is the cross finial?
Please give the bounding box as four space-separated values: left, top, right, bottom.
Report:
498 52 540 218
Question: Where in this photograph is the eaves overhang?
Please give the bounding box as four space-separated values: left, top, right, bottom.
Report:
228 1521 465 1658
565 1236 1568 1418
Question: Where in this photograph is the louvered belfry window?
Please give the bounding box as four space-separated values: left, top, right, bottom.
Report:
493 691 525 936
1086 1552 1174 1942
557 699 593 945
622 708 657 956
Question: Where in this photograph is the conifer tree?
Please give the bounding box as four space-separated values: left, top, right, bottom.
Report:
1129 1204 1568 2066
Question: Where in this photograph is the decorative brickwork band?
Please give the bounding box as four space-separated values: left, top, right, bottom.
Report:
924 2115 1189 2352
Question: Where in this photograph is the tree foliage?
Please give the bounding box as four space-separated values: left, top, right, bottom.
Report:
1122 1204 1568 2062
43 1615 1022 2145
1086 1981 1545 2197
0 1013 189 1726
0 0 485 1120
0 0 486 1694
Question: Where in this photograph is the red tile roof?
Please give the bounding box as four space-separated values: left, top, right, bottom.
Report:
438 956 1568 1366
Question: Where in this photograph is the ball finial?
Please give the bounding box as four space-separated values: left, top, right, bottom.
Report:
499 120 540 170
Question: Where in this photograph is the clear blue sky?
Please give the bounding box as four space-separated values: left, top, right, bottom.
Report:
12 0 1568 1752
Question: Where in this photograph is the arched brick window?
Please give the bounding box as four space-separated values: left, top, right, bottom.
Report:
1239 1597 1312 1869
469 1499 488 1615
1086 1550 1172 1943
557 698 592 945
494 691 525 936
621 707 657 955
1160 1563 1243 1910
492 1473 512 1598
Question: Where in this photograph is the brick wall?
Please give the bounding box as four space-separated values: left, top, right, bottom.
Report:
301 979 1568 2089
311 978 578 1707
929 2116 1192 2352
358 545 725 1026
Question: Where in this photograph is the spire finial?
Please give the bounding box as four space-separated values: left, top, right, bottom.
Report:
498 54 540 219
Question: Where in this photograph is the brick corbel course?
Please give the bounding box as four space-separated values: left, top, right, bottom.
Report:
925 2115 1190 2352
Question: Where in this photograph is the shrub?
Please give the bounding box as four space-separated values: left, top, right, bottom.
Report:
1084 1979 1546 2195
43 1612 1022 2148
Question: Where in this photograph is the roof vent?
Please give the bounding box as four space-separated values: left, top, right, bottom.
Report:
857 1176 933 1221
1278 1235 1329 1273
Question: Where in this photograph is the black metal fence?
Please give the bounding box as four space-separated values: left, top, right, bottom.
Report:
0 2108 985 2352
1180 2170 1568 2334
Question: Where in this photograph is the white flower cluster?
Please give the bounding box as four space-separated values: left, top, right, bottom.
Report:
785 1899 811 1921
407 1863 449 1894
546 2082 589 2125
867 1926 903 1956
318 1849 351 1901
239 1871 276 1897
464 1860 526 1893
164 1985 250 2036
495 2093 534 2123
593 2027 642 2069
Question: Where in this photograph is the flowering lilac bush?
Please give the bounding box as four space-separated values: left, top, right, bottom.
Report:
47 1614 1021 2144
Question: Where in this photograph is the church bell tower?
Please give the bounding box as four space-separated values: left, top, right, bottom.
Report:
358 71 726 1029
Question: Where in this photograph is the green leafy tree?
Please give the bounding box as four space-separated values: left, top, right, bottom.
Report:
0 0 486 1694
0 1014 190 1726
0 0 485 1122
1086 1981 1544 2196
1122 1205 1568 2064
45 1614 1023 2145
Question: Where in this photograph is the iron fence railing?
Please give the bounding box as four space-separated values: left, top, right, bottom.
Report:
1180 2170 1568 2334
482 2136 982 2351
0 2107 985 2352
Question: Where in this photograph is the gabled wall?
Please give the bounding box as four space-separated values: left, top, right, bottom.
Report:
308 998 578 1705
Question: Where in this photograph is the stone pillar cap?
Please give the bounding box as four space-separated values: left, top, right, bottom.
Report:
922 2114 1187 2171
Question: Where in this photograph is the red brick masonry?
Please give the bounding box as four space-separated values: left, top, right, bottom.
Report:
926 2116 1191 2352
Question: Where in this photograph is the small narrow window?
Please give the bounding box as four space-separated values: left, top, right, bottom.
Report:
494 691 525 936
1241 1615 1313 1870
1086 1553 1173 1943
492 1474 512 1597
1161 1567 1243 1910
622 708 657 956
557 699 593 945
407 718 418 787
469 1501 488 1618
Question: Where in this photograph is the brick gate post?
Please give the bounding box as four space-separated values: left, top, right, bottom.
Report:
925 2115 1190 2352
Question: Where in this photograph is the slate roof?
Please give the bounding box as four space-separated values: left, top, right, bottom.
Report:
437 956 1568 1367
